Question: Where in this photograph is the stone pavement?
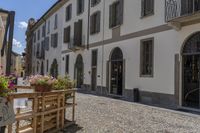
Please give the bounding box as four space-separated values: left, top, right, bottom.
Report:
65 93 200 133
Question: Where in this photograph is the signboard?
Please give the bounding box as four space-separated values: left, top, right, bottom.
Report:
0 97 15 127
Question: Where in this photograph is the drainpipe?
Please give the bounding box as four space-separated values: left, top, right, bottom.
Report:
101 0 106 95
86 0 91 50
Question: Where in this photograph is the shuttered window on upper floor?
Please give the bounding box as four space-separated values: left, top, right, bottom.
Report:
47 20 50 34
42 25 46 37
54 14 58 29
77 0 84 15
74 20 83 46
37 29 40 40
63 26 71 43
141 0 154 17
45 36 49 51
66 4 72 22
51 33 58 48
90 11 101 35
109 0 124 28
91 0 101 7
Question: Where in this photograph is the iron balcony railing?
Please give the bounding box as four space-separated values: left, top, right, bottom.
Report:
165 0 200 21
68 35 85 50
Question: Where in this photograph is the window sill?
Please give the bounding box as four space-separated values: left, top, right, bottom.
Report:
90 31 100 36
140 75 154 78
109 24 121 30
140 13 154 19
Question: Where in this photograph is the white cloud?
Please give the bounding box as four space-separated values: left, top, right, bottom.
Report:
13 38 22 48
18 21 28 29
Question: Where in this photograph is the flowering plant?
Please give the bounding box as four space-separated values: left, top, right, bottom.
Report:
0 69 15 97
29 75 57 86
53 76 74 90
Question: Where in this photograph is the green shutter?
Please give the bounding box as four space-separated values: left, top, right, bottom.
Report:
119 0 124 25
109 4 113 28
96 11 101 33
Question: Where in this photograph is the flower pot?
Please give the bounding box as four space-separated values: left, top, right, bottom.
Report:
33 85 52 92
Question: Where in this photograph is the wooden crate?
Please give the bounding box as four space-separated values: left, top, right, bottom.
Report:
8 87 76 133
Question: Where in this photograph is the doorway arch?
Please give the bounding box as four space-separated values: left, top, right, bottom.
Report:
182 32 200 109
109 47 124 96
50 59 58 78
75 54 84 88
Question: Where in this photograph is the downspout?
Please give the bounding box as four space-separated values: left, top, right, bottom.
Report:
86 0 91 50
101 0 106 95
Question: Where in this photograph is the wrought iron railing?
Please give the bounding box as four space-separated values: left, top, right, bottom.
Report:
165 0 200 21
68 36 85 50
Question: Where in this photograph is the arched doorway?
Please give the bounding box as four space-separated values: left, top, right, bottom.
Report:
75 54 84 88
182 32 200 109
50 59 58 78
110 47 124 96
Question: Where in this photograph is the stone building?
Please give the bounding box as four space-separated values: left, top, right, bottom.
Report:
28 0 200 110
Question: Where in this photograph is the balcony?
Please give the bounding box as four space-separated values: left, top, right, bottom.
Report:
165 0 200 30
68 36 85 51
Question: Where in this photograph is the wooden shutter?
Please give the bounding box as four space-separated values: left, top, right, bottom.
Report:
141 0 145 16
90 14 94 34
82 0 85 13
119 0 124 25
69 4 72 20
78 20 83 46
64 28 67 43
51 34 54 47
96 11 101 33
109 4 113 28
54 33 58 47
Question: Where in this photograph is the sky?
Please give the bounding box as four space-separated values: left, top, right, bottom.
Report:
0 0 57 54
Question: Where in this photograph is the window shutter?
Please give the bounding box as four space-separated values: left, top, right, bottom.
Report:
119 0 124 25
78 20 82 46
51 34 54 47
109 4 113 28
141 0 145 16
96 11 101 33
90 14 94 34
91 0 94 7
54 33 58 47
82 0 85 12
69 4 72 20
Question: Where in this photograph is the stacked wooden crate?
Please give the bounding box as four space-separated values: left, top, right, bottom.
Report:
8 87 76 133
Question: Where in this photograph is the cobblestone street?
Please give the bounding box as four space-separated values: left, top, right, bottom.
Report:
66 93 200 133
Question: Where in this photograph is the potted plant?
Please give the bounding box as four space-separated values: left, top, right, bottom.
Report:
0 68 15 132
29 75 57 92
52 76 74 90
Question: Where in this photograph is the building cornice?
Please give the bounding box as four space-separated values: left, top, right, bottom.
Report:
31 0 68 31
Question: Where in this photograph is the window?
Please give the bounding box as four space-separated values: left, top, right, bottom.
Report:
74 20 83 46
90 11 100 35
51 33 58 48
92 50 98 67
42 25 46 37
91 0 100 7
77 0 84 15
66 4 72 21
34 33 36 43
140 38 154 77
37 29 40 40
65 55 69 74
45 37 49 50
47 20 50 34
141 0 154 17
109 0 124 28
36 43 40 58
46 60 49 73
64 26 71 43
54 14 58 29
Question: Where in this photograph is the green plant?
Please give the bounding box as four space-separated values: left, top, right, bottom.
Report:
53 76 74 90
